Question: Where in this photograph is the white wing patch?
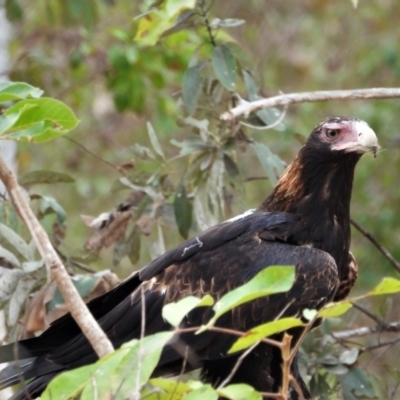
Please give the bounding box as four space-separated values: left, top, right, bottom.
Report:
182 236 203 257
227 209 255 222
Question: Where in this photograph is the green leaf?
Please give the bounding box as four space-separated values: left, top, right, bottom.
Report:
107 332 174 398
0 222 32 260
318 301 352 318
367 277 400 296
134 0 196 46
242 70 259 101
339 348 359 365
19 170 75 186
0 82 43 103
184 384 218 400
206 266 295 327
165 0 196 17
0 244 21 268
0 267 23 302
150 377 191 396
128 228 141 265
229 317 304 354
223 154 240 179
217 383 262 400
8 275 36 326
339 367 376 399
0 98 79 142
162 295 214 327
253 142 285 186
32 195 67 225
147 121 165 160
42 347 130 400
182 63 204 115
211 45 236 91
174 185 193 239
22 260 44 273
213 18 246 28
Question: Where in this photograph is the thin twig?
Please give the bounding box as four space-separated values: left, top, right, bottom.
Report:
0 156 114 358
289 375 305 400
360 336 400 354
258 392 284 399
350 218 400 274
220 88 400 120
198 0 217 47
352 302 390 328
238 101 288 131
63 136 123 175
217 342 260 389
176 326 282 348
168 346 189 400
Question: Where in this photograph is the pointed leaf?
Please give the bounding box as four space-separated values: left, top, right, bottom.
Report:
0 267 24 301
211 45 236 91
8 276 36 326
19 170 75 186
0 244 21 268
182 63 204 115
229 317 303 354
147 122 165 160
162 295 214 327
0 82 43 103
318 301 352 318
107 332 174 398
253 142 285 186
174 185 193 239
339 367 376 398
212 18 246 28
206 266 295 327
367 277 400 296
339 348 359 365
0 222 32 260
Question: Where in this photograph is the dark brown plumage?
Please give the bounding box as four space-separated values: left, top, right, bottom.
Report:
0 116 378 399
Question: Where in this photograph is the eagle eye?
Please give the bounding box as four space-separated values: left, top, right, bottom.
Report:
326 129 339 139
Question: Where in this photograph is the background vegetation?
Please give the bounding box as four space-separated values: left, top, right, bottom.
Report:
1 0 400 398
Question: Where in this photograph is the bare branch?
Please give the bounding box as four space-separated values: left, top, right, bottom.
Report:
351 218 400 274
360 336 400 354
289 375 305 400
280 334 292 400
217 342 260 389
332 321 400 339
0 156 114 358
220 87 400 120
352 302 391 328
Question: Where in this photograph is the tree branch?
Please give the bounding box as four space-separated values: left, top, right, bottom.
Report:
0 156 114 358
332 321 400 339
220 88 400 120
350 218 400 274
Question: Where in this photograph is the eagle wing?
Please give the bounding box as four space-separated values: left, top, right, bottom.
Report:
0 211 339 398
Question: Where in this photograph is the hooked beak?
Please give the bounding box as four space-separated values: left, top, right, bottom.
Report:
332 120 379 158
357 122 380 158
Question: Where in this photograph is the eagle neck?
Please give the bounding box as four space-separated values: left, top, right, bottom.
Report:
258 148 361 279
